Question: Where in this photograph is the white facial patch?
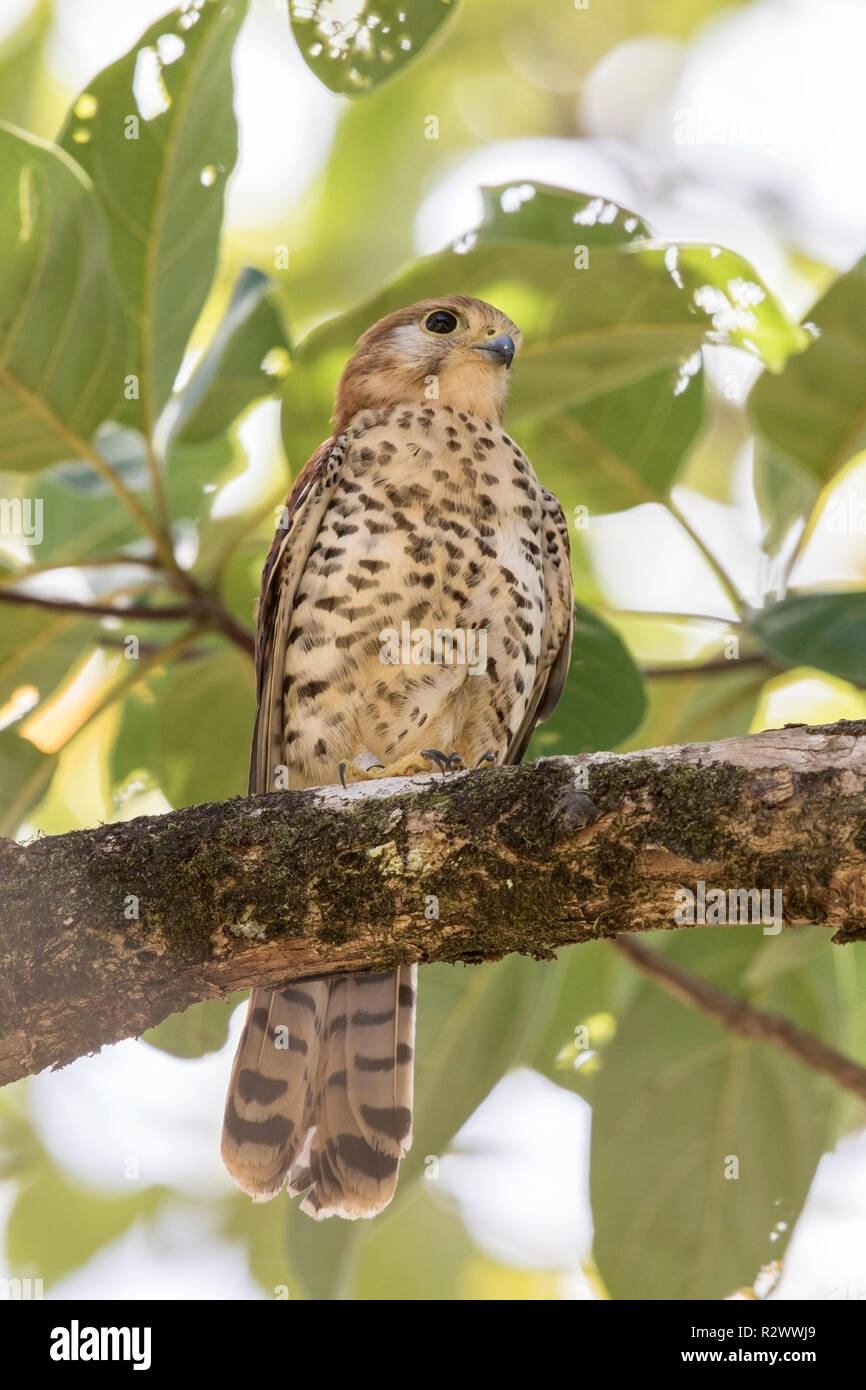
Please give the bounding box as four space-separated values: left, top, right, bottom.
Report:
389 323 445 364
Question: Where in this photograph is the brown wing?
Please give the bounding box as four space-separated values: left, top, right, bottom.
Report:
504 487 574 766
227 429 415 1219
248 434 343 793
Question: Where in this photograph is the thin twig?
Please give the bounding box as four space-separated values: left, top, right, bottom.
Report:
0 585 255 656
0 554 161 586
641 654 774 679
613 608 742 627
0 590 199 621
96 634 210 661
613 934 866 1104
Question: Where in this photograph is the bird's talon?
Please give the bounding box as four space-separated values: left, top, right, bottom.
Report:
421 748 449 775
421 749 467 776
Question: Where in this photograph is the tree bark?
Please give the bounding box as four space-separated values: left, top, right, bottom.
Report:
2 719 865 1087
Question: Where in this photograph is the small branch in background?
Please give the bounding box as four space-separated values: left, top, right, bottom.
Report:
0 590 199 621
641 653 775 679
614 609 742 627
96 635 210 662
0 585 255 656
56 440 255 659
0 554 162 586
613 934 866 1105
196 592 255 658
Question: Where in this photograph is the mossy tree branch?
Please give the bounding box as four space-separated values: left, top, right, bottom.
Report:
2 720 866 1088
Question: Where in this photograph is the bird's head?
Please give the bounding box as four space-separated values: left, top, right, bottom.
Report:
333 296 521 428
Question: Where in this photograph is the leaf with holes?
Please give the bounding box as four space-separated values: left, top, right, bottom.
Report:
474 182 651 250
59 0 248 436
289 0 459 96
281 229 806 509
0 126 127 473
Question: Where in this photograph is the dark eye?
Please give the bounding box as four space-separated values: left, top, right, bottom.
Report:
425 310 458 335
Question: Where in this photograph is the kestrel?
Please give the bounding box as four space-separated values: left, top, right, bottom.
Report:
221 296 574 1219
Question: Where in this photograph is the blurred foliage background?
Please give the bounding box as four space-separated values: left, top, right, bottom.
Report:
1 0 865 1301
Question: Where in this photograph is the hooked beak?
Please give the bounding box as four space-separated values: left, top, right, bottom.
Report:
473 332 516 369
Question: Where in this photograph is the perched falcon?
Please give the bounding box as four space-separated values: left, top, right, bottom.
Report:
221 295 574 1219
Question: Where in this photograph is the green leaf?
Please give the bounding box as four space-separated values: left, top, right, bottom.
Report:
474 186 702 514
404 954 558 1185
632 242 807 374
59 0 248 434
0 125 127 473
752 441 818 557
51 423 151 494
621 662 768 751
284 1195 359 1299
0 601 96 718
0 0 52 132
751 256 866 485
6 466 140 562
517 360 705 515
282 234 805 481
527 602 647 758
143 994 243 1059
521 939 624 1098
507 241 804 426
354 1185 478 1299
476 182 652 249
6 1162 164 1285
167 267 290 445
591 928 840 1300
8 432 235 569
113 644 254 807
289 0 459 96
0 728 58 836
751 590 866 686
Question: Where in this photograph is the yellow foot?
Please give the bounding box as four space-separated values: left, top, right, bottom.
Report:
338 749 498 787
367 751 438 780
337 750 434 787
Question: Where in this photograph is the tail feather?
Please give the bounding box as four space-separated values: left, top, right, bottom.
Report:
222 967 417 1219
220 982 326 1201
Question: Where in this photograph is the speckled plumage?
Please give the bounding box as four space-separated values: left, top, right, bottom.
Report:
222 296 574 1220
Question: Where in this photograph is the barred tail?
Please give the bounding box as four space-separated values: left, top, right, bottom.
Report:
221 967 416 1219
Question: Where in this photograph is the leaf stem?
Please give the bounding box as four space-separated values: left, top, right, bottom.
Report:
666 496 746 615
